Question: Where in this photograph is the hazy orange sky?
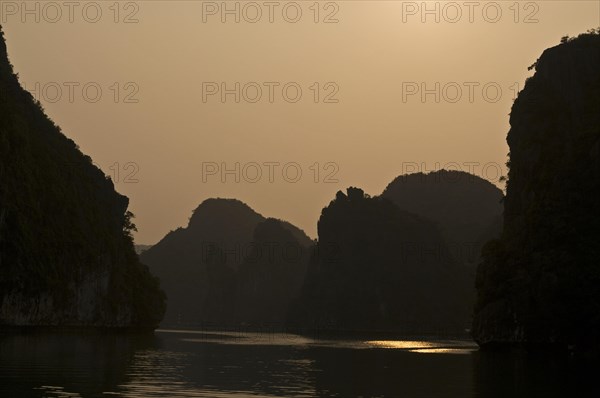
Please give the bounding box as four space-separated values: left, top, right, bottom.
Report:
2 1 598 243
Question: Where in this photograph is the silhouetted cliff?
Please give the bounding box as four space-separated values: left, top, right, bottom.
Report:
382 170 503 267
290 187 469 333
381 170 504 329
140 198 312 326
0 27 165 329
235 218 309 324
473 30 600 350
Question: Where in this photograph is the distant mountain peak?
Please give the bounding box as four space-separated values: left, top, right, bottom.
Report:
384 169 502 188
141 197 312 326
188 198 264 229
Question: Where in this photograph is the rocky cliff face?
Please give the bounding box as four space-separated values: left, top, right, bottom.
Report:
141 198 312 326
290 187 469 333
382 170 504 335
381 170 504 267
0 26 165 329
473 30 600 350
236 218 309 324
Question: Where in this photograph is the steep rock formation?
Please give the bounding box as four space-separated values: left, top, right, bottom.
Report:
0 26 165 329
236 218 309 324
381 170 504 329
140 198 312 326
473 31 600 350
381 170 504 267
290 187 469 333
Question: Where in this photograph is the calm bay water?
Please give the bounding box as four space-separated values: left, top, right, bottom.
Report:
0 329 597 397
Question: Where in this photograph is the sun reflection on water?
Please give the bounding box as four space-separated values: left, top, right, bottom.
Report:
367 340 436 349
366 340 476 354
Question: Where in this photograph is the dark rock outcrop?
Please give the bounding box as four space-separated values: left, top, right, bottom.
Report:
381 170 504 331
235 218 310 324
381 170 504 267
290 187 469 333
473 30 600 350
140 198 312 326
0 26 165 329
